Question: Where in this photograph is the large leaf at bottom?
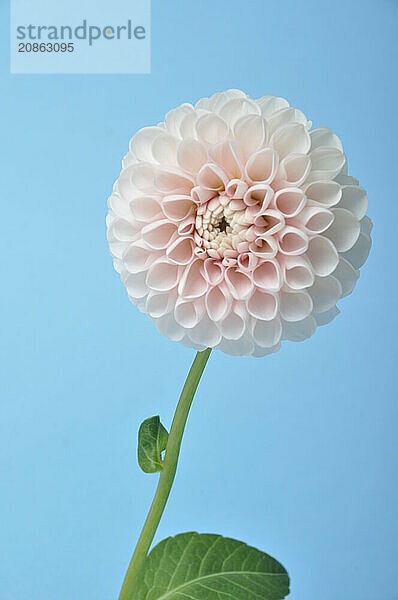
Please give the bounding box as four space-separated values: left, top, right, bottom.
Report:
135 532 289 599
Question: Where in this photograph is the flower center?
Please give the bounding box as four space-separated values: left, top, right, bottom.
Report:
194 195 249 259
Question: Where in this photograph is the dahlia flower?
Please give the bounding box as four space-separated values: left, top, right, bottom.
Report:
107 89 372 356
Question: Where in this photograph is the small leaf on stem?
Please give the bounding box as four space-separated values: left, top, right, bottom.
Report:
138 416 169 473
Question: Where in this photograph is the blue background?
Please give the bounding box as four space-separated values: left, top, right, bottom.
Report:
0 1 396 598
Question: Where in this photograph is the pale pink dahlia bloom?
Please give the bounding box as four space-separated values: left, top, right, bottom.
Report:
107 90 372 356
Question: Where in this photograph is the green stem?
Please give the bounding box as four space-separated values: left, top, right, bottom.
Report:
119 348 212 600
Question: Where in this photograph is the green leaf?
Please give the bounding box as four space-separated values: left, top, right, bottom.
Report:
135 532 289 599
138 416 169 473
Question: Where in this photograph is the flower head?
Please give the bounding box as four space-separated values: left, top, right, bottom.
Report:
107 90 372 356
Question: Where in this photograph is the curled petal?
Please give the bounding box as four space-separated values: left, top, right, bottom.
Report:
282 254 315 290
254 209 285 236
279 290 313 322
110 218 140 242
309 275 342 313
306 236 339 277
197 163 229 191
267 107 308 136
293 206 334 235
121 163 156 195
282 316 316 341
196 113 229 145
278 226 309 255
332 258 359 298
123 241 160 274
220 304 247 340
201 89 246 112
151 134 179 166
130 195 162 222
178 259 208 299
273 188 307 218
162 195 196 222
146 290 176 318
218 97 261 127
146 259 180 292
205 284 231 321
166 236 194 265
179 111 201 138
245 148 279 184
257 95 289 118
249 236 278 259
314 305 340 327
156 313 185 342
155 167 194 194
305 180 342 207
189 315 222 347
237 252 259 272
165 103 194 137
174 297 204 328
341 217 372 269
325 208 360 252
177 215 195 236
253 260 282 291
270 123 311 158
338 185 368 220
310 127 343 151
177 139 208 174
276 153 311 187
209 140 244 179
247 289 278 320
190 185 215 204
203 258 224 285
225 267 253 300
129 126 164 161
142 219 177 250
125 271 148 299
308 146 345 181
108 191 131 219
226 178 249 199
233 114 267 160
244 183 274 208
252 317 282 348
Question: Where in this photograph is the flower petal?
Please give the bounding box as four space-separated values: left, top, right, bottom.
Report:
177 139 208 174
225 267 253 300
306 236 339 277
278 226 309 255
332 257 359 297
325 208 360 252
252 317 282 347
270 123 311 158
146 259 180 292
252 260 282 291
308 147 345 181
273 188 307 218
142 219 177 250
233 114 267 161
162 195 196 222
247 289 278 320
178 259 208 299
337 185 368 220
305 180 342 207
245 148 279 184
196 113 229 145
309 275 342 313
279 290 313 322
310 128 343 152
166 236 194 265
205 285 231 321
